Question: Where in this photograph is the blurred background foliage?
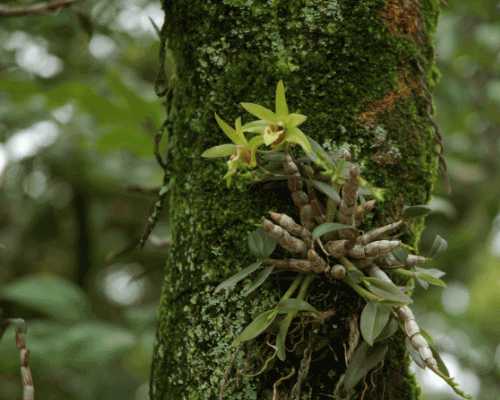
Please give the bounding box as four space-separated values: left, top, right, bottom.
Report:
0 1 498 399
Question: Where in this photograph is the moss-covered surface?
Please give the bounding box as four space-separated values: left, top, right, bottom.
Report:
150 0 439 399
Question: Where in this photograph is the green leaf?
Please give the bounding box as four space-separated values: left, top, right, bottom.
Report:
234 310 278 345
343 342 388 391
276 315 292 361
364 278 412 305
312 222 355 239
415 268 446 288
243 267 274 296
430 343 450 377
214 262 262 293
375 317 399 342
403 205 432 218
215 113 246 145
311 180 341 204
0 320 136 370
248 228 277 258
0 275 91 322
429 235 448 258
360 302 391 346
347 268 365 284
420 268 446 279
53 322 135 367
201 144 236 158
392 247 409 264
287 113 307 127
277 298 318 314
420 329 450 376
287 126 312 154
308 137 335 168
275 80 288 117
241 102 277 123
406 338 427 369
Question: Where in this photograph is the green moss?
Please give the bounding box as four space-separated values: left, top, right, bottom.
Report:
150 0 439 398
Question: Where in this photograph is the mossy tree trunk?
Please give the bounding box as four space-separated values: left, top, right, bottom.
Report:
150 1 440 399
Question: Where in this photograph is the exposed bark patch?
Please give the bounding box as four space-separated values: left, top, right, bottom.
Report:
381 0 422 38
359 76 413 127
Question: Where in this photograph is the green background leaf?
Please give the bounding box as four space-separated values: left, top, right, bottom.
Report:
0 275 91 322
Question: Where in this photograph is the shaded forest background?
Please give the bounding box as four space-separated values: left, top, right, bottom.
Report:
0 1 498 399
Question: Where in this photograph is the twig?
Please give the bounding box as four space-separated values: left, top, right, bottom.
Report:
0 0 77 17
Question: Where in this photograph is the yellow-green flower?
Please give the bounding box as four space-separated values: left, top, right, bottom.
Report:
202 113 264 182
240 81 311 154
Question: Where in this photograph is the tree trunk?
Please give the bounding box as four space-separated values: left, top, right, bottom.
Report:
150 1 440 399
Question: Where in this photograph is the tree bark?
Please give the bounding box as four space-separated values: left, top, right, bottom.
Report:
150 1 440 399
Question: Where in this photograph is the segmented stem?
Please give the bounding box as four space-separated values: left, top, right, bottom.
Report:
347 240 401 259
1 319 35 400
283 153 315 230
269 212 312 244
357 221 403 245
263 218 308 255
338 165 359 225
367 266 438 370
380 254 429 269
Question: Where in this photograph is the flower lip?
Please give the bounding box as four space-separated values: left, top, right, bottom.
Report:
231 145 252 165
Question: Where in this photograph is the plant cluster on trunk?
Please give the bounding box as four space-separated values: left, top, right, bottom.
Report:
150 1 443 399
